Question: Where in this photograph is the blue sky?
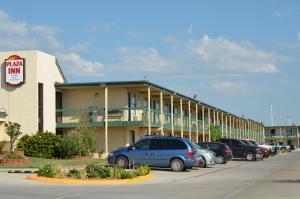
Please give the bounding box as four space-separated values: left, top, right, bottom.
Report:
1 0 300 126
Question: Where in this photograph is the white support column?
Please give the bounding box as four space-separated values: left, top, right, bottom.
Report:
208 108 211 142
280 127 282 142
225 114 228 138
233 118 235 139
196 104 199 143
263 127 264 142
217 111 219 126
248 120 250 139
296 127 299 148
104 86 108 155
221 112 224 138
229 116 232 138
171 95 174 136
180 98 183 138
213 109 216 126
160 91 164 135
188 101 191 140
202 106 205 142
147 87 151 135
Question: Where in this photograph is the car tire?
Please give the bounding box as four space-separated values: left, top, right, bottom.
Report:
216 156 225 164
170 158 184 172
115 156 129 168
281 148 287 153
245 152 255 161
201 156 207 167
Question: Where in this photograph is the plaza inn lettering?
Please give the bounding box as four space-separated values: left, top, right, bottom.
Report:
4 55 25 86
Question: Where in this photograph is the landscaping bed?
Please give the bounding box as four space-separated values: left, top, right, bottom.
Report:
27 162 152 184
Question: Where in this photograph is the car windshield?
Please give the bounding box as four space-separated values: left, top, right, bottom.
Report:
249 140 258 146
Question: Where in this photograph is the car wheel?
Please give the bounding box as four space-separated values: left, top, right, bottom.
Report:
216 156 225 164
201 156 207 167
115 156 129 168
170 158 184 172
281 148 287 153
246 152 255 161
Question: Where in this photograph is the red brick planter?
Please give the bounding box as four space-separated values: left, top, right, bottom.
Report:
0 158 30 165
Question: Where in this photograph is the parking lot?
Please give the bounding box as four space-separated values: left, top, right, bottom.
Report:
1 151 300 199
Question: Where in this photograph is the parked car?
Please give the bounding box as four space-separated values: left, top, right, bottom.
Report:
193 144 217 167
197 142 232 164
108 136 205 172
241 139 269 158
219 139 263 161
250 140 277 156
270 142 291 153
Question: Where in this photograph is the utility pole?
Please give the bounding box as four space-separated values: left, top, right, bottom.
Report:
287 116 292 126
268 102 274 126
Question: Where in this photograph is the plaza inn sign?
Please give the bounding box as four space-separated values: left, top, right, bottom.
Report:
4 55 25 86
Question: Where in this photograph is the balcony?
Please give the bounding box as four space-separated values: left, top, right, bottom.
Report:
56 107 205 133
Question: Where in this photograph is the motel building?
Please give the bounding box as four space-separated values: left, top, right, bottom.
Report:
0 50 265 156
265 126 300 147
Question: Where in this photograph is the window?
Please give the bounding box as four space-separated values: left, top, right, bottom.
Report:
38 83 44 132
208 143 220 150
150 139 187 150
270 129 276 135
132 140 150 150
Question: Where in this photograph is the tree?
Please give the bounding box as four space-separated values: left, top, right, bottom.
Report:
5 122 22 151
208 124 221 142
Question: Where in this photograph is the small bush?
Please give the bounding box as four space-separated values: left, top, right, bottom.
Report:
5 152 23 159
67 169 87 179
135 165 150 176
0 140 5 151
17 132 62 158
86 164 110 179
120 170 138 179
37 163 61 178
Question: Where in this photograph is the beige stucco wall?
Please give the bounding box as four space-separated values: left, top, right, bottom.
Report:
37 51 65 132
0 50 65 141
0 51 38 140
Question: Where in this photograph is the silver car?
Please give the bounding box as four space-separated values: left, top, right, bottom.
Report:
194 144 216 167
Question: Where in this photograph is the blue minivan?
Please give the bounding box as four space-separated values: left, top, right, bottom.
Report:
108 136 204 171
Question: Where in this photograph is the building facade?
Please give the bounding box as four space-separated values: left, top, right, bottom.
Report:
0 50 265 155
265 126 300 147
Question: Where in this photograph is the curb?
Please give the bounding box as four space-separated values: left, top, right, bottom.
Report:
26 173 154 185
8 170 37 174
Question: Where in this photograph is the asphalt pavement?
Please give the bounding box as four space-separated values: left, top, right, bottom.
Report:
1 151 300 199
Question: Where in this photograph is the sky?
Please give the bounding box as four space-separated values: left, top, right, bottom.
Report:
0 0 299 126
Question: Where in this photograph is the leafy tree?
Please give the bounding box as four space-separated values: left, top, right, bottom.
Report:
5 122 22 151
208 124 221 142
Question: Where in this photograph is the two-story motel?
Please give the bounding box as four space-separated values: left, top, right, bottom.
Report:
0 50 265 155
265 125 300 147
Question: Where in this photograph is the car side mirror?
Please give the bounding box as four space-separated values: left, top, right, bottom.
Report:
128 146 135 151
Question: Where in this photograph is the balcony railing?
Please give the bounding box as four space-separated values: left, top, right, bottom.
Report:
56 107 259 139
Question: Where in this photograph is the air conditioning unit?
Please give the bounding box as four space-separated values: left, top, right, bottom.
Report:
0 108 6 114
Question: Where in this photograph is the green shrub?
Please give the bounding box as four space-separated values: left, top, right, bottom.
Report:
0 140 5 151
67 169 87 179
37 163 61 178
86 163 110 179
5 151 23 159
120 170 138 179
135 165 150 176
59 128 96 159
17 132 62 158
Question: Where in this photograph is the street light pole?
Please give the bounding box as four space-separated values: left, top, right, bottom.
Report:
268 102 274 126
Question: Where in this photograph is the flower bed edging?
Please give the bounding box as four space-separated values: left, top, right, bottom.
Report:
0 158 30 164
26 173 154 185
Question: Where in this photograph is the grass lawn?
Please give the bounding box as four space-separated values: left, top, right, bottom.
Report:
0 156 106 169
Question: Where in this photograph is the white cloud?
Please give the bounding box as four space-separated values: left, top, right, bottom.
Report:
187 35 280 74
59 53 104 76
212 81 248 93
0 10 105 77
114 47 167 72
